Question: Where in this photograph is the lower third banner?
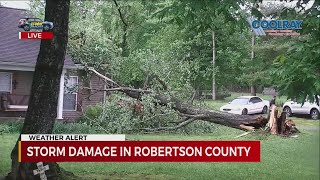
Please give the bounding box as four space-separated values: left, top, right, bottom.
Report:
19 141 260 162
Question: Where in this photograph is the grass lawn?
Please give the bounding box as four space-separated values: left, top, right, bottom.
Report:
0 119 319 180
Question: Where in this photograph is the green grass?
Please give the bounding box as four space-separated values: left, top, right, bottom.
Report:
0 120 319 180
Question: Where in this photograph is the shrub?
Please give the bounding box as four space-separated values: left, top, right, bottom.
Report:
77 94 141 133
77 105 103 124
0 121 104 134
0 121 23 134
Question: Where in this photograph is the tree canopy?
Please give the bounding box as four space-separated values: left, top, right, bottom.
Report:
29 0 320 103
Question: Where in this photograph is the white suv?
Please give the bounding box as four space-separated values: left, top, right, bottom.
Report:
283 99 320 120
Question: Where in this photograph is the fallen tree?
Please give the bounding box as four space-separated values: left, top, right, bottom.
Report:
85 67 299 135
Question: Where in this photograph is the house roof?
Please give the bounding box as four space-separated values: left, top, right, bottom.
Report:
0 7 76 69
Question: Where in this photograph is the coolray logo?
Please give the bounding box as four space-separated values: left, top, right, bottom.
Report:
247 17 302 36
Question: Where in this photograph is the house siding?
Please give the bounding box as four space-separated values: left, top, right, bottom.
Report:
62 73 105 121
12 71 33 95
0 70 33 95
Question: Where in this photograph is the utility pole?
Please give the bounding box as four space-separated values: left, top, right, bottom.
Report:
250 33 257 96
212 31 216 100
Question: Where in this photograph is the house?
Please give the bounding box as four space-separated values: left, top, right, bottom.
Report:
0 7 106 121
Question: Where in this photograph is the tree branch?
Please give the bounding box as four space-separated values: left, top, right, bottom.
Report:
87 67 119 86
82 87 151 93
142 74 168 90
113 0 128 27
141 118 196 132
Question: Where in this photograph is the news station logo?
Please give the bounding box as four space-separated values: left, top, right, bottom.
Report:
247 17 302 36
18 17 54 40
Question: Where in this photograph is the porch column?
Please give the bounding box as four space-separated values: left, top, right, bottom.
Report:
57 70 66 119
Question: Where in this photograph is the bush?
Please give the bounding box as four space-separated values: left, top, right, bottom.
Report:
0 121 23 134
77 94 141 133
0 120 104 134
77 105 103 124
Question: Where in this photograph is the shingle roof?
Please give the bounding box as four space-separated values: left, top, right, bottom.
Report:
0 7 76 69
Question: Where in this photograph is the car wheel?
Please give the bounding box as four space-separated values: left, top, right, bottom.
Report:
242 109 248 115
262 106 268 114
43 25 50 31
310 109 319 120
23 25 30 31
283 106 292 117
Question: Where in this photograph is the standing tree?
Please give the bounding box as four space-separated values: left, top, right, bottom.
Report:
6 0 71 179
212 31 216 100
271 0 320 105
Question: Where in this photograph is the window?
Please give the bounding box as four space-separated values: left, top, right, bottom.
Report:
231 98 249 105
0 72 12 93
63 76 78 111
250 97 262 103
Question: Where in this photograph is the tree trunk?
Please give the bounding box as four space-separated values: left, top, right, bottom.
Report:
6 0 71 179
268 105 278 134
250 34 256 96
250 85 257 96
113 0 129 57
278 112 286 134
212 31 216 100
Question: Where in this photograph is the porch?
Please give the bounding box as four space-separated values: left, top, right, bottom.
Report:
0 68 66 119
1 94 29 109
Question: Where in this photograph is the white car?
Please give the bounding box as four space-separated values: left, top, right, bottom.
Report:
283 99 320 120
220 96 269 115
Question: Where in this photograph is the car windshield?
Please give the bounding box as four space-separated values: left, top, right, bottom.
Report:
230 98 249 105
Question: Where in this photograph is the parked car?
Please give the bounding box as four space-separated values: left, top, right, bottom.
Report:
220 96 269 115
283 99 320 120
18 18 53 31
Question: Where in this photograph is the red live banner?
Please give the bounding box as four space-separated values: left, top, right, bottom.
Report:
19 32 53 40
19 141 260 162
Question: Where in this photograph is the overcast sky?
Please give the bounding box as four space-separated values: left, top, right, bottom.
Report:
0 1 30 10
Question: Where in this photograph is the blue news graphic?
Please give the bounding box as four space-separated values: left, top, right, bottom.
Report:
247 17 303 36
251 19 303 30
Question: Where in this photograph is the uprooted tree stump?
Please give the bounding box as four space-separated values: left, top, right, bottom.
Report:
266 105 299 135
